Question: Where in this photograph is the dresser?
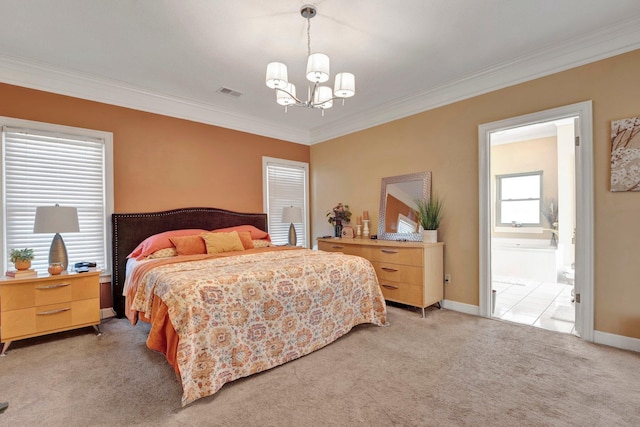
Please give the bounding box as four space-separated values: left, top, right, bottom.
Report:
318 238 444 317
0 270 101 355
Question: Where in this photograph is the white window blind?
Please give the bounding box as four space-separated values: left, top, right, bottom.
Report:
263 157 309 247
1 124 112 275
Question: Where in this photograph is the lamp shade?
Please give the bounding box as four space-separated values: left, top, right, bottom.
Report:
306 53 330 83
314 86 333 109
266 62 289 89
334 72 355 98
282 206 303 224
277 83 297 106
33 205 79 233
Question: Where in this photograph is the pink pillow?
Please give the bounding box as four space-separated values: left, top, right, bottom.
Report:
212 225 270 242
128 229 209 260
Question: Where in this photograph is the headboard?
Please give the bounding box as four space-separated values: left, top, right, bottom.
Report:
111 207 268 318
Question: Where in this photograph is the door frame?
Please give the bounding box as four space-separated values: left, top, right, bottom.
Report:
478 101 594 341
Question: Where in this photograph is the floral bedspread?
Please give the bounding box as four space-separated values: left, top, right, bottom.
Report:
129 248 387 405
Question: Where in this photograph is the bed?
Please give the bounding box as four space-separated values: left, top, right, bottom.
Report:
111 207 387 405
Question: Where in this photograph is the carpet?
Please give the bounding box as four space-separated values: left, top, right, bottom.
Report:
0 306 639 426
551 304 575 322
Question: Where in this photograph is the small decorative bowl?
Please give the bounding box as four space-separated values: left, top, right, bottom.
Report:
48 263 64 275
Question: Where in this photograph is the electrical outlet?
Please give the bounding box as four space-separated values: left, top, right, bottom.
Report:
444 273 451 284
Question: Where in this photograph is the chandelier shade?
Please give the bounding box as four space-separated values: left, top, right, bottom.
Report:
265 4 355 114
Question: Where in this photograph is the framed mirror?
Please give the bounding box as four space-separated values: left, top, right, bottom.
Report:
378 171 431 241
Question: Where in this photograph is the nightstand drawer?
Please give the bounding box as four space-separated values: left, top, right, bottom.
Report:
371 261 423 285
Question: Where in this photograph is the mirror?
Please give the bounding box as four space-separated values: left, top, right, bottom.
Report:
378 171 431 241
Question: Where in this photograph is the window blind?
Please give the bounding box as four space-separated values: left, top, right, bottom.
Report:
263 158 308 247
2 126 108 274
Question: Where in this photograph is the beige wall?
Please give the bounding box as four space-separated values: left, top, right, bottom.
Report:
491 136 558 239
0 83 310 214
311 49 640 339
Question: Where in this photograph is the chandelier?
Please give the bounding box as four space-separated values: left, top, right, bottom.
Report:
265 4 355 115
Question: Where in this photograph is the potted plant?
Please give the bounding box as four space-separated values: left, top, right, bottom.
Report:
10 248 35 270
326 203 352 237
416 194 444 243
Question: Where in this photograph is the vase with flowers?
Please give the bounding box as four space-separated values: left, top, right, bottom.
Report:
326 203 352 237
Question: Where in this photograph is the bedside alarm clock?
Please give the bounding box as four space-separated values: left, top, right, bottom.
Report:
341 226 355 239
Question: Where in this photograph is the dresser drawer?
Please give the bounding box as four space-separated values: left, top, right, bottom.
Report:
368 246 423 266
378 280 423 307
370 261 423 285
1 298 100 341
318 241 362 257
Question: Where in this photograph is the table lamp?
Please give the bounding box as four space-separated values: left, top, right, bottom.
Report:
281 206 303 246
33 204 80 270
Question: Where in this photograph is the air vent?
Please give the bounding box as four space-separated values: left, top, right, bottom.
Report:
216 87 242 98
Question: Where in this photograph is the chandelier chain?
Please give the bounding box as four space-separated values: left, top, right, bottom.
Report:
306 15 311 57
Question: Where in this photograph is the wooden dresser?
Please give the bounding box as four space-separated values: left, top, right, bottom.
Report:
318 238 444 317
0 270 101 355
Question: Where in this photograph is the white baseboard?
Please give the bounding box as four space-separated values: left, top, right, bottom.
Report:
100 307 117 320
441 299 479 316
594 330 640 353
442 300 639 353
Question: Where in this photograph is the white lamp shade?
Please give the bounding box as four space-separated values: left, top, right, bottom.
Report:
266 62 289 89
33 205 80 233
282 206 303 223
314 86 333 109
276 83 297 106
306 53 330 83
334 72 355 98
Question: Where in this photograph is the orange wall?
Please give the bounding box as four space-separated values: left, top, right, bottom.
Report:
0 83 309 213
311 49 640 339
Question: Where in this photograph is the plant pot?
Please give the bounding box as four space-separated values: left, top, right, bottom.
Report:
422 230 437 243
14 259 32 270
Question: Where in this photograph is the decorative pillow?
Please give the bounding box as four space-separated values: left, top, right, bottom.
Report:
201 231 245 254
128 229 209 260
252 239 273 248
212 225 270 242
169 235 206 256
146 247 178 259
237 231 254 249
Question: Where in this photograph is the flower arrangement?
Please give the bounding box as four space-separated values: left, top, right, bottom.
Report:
326 203 352 225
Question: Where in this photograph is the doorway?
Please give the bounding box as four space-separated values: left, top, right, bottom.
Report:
478 101 594 341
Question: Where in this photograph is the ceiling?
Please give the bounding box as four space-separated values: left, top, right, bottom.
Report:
1 1 640 145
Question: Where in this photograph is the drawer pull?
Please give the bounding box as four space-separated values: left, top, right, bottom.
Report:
381 249 398 254
37 308 71 316
36 283 70 290
381 284 399 290
381 267 398 272
331 245 345 249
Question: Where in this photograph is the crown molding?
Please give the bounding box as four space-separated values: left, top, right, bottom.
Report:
0 55 310 144
1 15 639 147
309 16 640 144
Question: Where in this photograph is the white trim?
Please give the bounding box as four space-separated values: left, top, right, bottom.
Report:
441 299 479 316
478 101 594 341
594 330 640 353
1 16 639 145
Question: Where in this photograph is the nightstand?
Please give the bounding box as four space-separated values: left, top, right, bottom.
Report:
0 270 101 355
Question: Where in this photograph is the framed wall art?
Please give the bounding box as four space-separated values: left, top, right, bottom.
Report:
611 116 640 192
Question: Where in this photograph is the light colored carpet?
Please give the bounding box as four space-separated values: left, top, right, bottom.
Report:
1 306 639 426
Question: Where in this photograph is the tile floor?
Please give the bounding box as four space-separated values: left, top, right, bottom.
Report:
492 275 575 334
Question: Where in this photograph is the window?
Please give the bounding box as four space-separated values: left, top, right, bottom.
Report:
1 117 114 276
262 157 309 247
495 171 542 227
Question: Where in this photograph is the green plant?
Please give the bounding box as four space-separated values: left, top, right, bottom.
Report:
9 248 35 263
415 194 445 230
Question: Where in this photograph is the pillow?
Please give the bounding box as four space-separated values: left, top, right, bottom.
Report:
128 229 209 260
252 239 273 249
169 235 206 256
237 231 254 249
146 247 178 259
201 231 245 254
212 225 270 242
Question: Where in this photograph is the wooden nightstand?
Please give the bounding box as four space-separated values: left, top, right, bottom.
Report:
0 270 101 355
